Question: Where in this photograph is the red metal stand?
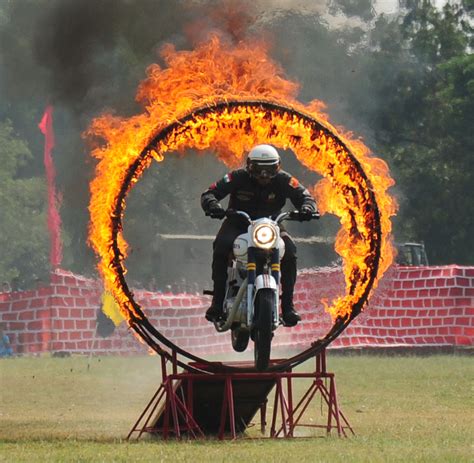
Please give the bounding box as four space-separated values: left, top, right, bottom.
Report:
127 349 354 440
270 352 354 438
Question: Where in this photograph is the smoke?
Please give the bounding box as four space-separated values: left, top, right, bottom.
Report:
0 0 334 116
0 0 365 128
32 0 191 114
34 1 119 107
1 0 264 115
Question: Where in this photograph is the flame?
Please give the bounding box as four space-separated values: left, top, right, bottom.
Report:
86 35 397 330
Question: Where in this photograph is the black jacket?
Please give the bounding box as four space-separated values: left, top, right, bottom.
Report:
201 169 317 220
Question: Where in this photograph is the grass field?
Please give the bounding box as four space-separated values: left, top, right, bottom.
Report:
0 354 472 462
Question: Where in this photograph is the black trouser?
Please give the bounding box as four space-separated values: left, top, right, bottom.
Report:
211 219 297 308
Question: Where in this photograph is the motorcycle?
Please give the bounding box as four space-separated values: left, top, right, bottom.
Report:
206 209 319 371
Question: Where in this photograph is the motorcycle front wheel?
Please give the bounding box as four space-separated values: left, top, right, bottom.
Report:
253 288 275 371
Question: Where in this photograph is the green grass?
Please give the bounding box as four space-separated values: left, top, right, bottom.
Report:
0 355 472 462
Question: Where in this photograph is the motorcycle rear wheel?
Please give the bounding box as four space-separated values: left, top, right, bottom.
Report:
231 327 250 352
253 289 274 371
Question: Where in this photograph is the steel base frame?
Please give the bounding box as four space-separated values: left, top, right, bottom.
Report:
127 349 354 440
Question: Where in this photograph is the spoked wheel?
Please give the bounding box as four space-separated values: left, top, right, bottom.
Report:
253 289 275 371
231 326 250 352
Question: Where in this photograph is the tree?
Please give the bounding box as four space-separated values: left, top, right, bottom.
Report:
366 0 473 263
0 121 49 288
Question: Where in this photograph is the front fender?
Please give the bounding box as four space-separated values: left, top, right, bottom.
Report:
254 274 278 291
253 275 279 327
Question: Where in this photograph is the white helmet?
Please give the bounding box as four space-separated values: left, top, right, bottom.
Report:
247 144 281 179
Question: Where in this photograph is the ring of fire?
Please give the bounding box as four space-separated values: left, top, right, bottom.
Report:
91 99 388 373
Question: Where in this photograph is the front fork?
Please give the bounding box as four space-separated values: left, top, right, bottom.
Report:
246 247 280 328
246 247 256 327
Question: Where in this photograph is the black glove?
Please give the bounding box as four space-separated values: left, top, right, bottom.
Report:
207 203 226 219
299 205 314 221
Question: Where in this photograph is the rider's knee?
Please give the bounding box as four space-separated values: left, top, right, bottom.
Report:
281 235 297 255
282 244 297 262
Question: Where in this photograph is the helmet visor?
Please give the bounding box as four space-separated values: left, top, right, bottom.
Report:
249 163 279 179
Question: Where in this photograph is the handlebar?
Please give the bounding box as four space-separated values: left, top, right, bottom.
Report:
276 210 320 223
205 209 251 221
206 208 320 223
226 209 252 222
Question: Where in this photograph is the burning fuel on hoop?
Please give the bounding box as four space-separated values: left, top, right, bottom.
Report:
86 36 397 372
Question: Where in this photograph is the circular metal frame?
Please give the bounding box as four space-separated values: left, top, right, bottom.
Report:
109 99 382 373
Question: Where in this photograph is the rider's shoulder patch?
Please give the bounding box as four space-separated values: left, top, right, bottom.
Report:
289 177 300 189
223 173 233 183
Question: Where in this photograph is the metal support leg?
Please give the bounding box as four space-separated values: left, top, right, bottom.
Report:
286 375 294 437
218 376 236 440
127 384 165 440
260 399 267 434
168 379 181 438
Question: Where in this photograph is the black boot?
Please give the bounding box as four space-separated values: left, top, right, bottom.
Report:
205 281 226 322
281 293 301 327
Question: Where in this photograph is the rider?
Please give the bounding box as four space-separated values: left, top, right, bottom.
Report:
201 144 318 326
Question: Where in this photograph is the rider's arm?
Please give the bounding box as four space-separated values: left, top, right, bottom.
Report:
201 170 241 213
281 172 318 212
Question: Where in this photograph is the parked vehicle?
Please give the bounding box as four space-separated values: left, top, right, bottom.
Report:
396 242 429 266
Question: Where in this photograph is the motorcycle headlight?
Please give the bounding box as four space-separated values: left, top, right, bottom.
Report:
253 224 277 249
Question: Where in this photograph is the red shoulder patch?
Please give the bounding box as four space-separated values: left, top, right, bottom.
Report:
289 177 300 189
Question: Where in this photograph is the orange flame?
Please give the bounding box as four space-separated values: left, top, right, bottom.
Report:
86 35 397 327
